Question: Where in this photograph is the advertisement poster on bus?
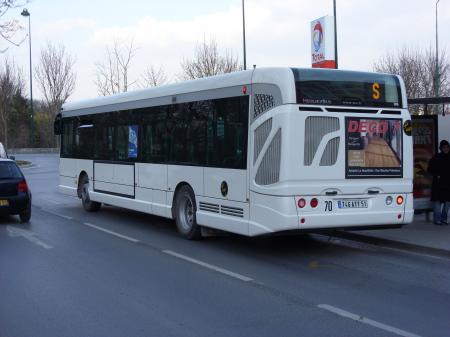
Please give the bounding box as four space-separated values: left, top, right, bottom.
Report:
345 117 403 178
128 125 138 159
411 115 438 204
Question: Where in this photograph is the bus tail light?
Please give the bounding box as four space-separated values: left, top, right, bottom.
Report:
396 196 404 205
298 198 306 208
310 198 318 208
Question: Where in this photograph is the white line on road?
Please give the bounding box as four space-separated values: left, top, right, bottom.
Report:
42 198 62 205
318 304 422 337
43 209 73 220
83 222 139 243
7 226 53 249
162 250 253 282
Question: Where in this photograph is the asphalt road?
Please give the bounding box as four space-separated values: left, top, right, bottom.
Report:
1 154 449 337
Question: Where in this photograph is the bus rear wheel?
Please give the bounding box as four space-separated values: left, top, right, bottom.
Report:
174 185 201 240
80 175 101 212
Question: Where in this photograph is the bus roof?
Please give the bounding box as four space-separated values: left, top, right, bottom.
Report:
61 67 406 117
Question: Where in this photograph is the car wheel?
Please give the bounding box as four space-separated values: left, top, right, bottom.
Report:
80 175 101 212
174 185 201 240
19 204 31 223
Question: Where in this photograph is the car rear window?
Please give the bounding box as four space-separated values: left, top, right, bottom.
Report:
0 162 23 179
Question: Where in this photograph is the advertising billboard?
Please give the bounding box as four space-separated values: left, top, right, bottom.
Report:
412 116 438 207
311 15 336 68
345 117 403 178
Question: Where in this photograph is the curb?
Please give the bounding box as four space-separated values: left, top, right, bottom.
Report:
327 230 450 259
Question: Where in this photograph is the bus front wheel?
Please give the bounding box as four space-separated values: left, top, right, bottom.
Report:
80 175 101 212
174 185 201 240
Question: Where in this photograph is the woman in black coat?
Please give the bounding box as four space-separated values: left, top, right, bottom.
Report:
428 140 450 225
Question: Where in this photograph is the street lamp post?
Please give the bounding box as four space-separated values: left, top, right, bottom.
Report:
435 0 440 98
21 8 33 147
333 0 338 69
242 0 247 70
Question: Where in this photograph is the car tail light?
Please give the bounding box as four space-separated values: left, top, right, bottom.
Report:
310 198 318 208
396 196 404 205
18 180 28 193
297 198 306 208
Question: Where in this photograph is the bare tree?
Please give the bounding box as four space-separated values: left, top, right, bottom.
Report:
179 38 242 80
94 39 137 95
34 42 76 116
374 47 450 99
0 59 25 147
138 65 168 88
0 0 28 52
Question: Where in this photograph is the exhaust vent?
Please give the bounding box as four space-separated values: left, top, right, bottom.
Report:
254 118 272 164
221 205 244 218
199 202 219 213
255 128 282 185
319 137 340 166
304 117 339 166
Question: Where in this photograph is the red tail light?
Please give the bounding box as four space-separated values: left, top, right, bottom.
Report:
310 198 319 208
18 180 28 193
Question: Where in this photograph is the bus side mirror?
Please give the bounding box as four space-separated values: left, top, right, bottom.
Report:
54 113 62 135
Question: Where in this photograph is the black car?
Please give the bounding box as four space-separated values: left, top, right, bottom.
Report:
0 159 31 222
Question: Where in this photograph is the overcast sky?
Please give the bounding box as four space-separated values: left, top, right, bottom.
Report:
3 0 450 101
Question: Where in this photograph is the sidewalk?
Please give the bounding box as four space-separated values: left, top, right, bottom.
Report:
333 213 450 258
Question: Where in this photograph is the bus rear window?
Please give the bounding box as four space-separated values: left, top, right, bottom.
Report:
292 68 402 108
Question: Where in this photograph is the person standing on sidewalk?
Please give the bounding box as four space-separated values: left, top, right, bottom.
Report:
428 140 450 225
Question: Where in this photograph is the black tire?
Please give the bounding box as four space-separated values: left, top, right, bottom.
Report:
80 175 101 212
19 203 31 223
174 185 201 240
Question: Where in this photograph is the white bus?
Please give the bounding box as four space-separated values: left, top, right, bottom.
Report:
55 67 413 239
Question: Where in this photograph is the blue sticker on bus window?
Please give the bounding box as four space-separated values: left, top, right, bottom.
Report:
128 125 138 158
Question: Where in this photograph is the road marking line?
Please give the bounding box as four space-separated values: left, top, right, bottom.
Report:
162 250 253 282
7 226 53 249
43 198 62 205
83 222 139 243
318 304 422 337
43 209 73 220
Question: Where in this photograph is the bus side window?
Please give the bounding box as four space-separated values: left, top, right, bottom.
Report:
61 118 74 157
142 107 167 163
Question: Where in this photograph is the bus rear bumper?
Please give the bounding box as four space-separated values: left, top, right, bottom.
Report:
249 191 414 236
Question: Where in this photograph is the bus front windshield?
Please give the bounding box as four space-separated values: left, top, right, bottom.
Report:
292 68 402 108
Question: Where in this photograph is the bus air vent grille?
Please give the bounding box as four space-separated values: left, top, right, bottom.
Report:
221 205 244 218
253 94 275 120
254 118 272 164
304 117 339 166
199 202 220 213
255 128 282 185
319 136 340 166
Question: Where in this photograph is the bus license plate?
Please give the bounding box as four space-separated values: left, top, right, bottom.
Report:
337 200 368 209
0 200 9 206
